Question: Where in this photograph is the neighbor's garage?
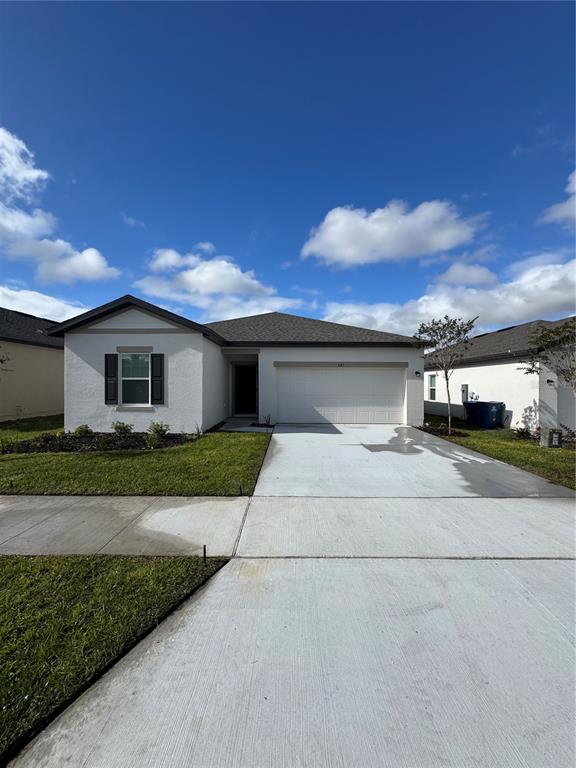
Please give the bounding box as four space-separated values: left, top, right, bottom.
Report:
275 364 406 423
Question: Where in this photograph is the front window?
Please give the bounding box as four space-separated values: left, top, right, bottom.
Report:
428 374 437 401
121 353 150 404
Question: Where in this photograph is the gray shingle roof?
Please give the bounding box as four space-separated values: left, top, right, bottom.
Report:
424 316 574 368
0 307 63 349
48 296 419 346
206 312 419 345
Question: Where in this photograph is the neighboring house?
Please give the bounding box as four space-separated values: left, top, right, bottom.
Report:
49 295 425 432
424 317 576 431
0 307 64 422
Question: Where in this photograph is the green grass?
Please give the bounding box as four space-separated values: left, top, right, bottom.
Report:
0 432 270 495
423 414 575 490
0 554 227 763
0 414 64 440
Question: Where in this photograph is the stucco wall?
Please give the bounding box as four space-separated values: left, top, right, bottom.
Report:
423 360 574 429
202 337 230 430
258 346 424 425
0 341 64 421
64 309 204 432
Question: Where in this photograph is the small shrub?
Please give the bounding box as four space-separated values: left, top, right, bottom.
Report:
0 437 19 454
111 421 134 436
513 427 533 440
148 421 170 438
194 424 203 439
35 433 57 451
73 424 93 436
145 432 161 450
96 434 108 451
54 431 65 451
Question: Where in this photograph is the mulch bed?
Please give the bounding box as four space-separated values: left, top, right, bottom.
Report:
1 432 195 454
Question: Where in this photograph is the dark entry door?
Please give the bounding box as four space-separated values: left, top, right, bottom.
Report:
234 365 258 415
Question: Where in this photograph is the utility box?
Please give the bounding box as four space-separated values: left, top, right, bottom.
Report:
540 428 563 448
463 401 506 429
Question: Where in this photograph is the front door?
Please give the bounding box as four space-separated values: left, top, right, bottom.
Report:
234 364 258 415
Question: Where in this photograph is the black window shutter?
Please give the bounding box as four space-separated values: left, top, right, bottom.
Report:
105 354 118 404
151 354 164 404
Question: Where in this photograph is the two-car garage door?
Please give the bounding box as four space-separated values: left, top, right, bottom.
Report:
276 365 406 424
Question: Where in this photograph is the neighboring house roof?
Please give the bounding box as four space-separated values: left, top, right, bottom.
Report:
0 307 64 349
424 316 574 369
206 312 419 346
49 295 421 347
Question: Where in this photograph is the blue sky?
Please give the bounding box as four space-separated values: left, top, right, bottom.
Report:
0 1 574 334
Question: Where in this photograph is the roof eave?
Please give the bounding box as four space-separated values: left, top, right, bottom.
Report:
424 350 529 369
225 340 421 348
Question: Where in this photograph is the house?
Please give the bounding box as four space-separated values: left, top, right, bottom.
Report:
48 295 425 432
0 307 64 422
424 317 576 431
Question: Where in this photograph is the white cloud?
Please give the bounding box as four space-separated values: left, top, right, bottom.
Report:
0 284 87 321
36 246 120 284
135 247 302 321
0 203 55 240
0 126 120 284
436 262 497 286
301 200 482 267
142 249 274 297
148 248 201 272
505 250 571 278
196 295 303 322
194 241 216 254
122 213 146 229
176 258 273 296
0 127 49 203
323 258 575 336
539 170 575 228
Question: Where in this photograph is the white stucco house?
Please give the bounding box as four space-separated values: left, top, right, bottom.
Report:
0 307 64 422
424 317 576 431
48 295 425 433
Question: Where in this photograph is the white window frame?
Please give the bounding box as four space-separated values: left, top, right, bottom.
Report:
120 352 151 405
428 374 437 401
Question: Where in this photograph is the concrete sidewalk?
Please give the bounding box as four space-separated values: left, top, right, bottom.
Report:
238 496 575 558
0 495 247 556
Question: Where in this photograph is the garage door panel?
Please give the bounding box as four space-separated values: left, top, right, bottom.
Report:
277 366 405 424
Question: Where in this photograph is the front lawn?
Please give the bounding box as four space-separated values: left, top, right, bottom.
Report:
0 413 64 441
422 414 575 490
0 432 270 495
0 554 227 763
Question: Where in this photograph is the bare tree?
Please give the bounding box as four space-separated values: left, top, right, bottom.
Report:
0 345 9 378
521 317 576 392
416 315 477 434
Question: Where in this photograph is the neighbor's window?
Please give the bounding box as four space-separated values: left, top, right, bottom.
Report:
121 353 150 404
428 374 437 401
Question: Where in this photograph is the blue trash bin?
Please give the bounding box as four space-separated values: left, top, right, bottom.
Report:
463 401 505 429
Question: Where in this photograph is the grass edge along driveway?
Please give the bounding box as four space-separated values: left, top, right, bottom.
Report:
0 554 228 764
0 432 270 496
422 415 575 490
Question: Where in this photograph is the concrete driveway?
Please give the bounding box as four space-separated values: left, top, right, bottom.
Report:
10 425 575 767
254 424 574 497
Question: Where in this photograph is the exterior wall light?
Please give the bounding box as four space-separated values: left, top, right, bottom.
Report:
415 371 422 377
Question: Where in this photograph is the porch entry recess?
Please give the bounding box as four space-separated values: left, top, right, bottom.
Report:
233 363 258 416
